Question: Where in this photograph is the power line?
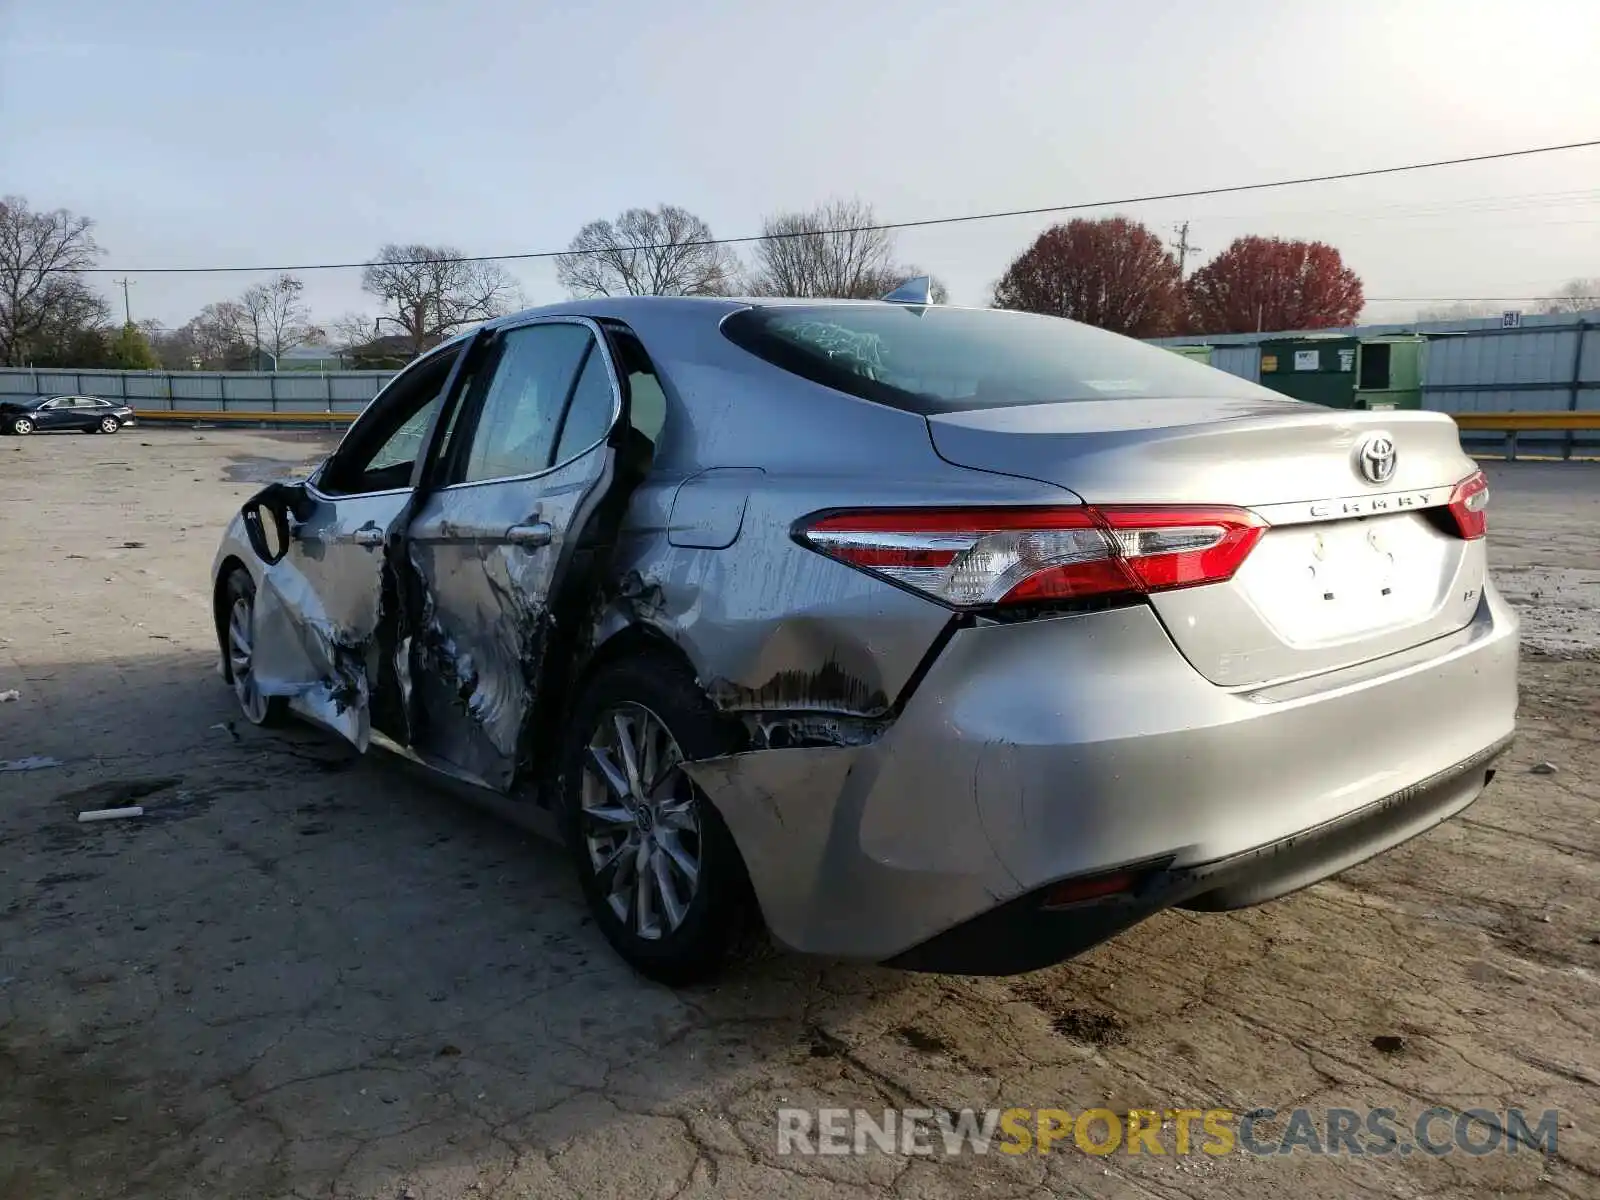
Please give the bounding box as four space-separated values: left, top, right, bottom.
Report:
65 137 1600 276
1366 296 1599 302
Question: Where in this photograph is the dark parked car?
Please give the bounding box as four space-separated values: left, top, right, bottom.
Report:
1 394 135 435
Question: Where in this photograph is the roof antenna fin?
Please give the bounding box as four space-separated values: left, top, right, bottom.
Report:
880 275 934 305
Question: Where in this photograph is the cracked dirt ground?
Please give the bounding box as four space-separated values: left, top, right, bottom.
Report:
1 431 1597 1200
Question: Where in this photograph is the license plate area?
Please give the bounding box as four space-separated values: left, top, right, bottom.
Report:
1236 514 1460 647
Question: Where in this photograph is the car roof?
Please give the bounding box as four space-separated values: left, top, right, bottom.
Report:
477 293 925 333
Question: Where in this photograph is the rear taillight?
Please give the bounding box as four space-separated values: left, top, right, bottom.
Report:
798 505 1265 608
1447 470 1489 539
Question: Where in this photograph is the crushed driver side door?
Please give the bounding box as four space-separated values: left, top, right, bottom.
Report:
403 317 624 790
245 343 469 749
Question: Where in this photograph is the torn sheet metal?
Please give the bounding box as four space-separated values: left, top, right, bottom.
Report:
403 446 611 792
591 484 953 731
404 534 553 789
246 489 410 752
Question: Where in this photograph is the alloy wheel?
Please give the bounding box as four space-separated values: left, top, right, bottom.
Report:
99 416 119 433
227 594 271 725
13 417 32 435
580 702 702 940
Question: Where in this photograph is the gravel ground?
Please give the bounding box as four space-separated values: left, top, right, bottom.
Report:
1 431 1596 1200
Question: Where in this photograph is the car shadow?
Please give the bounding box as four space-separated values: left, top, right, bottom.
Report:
0 649 925 1198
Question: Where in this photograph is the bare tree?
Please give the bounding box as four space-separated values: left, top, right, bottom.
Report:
361 245 522 357
745 199 930 299
1541 277 1600 315
0 195 108 365
239 273 321 361
328 311 377 351
182 301 252 369
555 205 738 298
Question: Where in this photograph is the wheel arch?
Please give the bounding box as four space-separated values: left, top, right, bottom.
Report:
213 556 251 682
518 610 745 804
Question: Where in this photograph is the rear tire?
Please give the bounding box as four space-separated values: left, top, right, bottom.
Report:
223 569 289 727
98 416 121 434
559 655 761 985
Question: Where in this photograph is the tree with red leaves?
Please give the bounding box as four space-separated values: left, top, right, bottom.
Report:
992 217 1182 337
1185 236 1364 334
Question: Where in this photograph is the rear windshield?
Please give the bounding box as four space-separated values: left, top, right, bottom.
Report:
721 304 1266 415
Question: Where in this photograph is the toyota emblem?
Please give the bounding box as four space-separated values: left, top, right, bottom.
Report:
1356 433 1397 485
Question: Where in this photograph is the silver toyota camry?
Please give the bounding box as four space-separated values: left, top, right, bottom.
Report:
210 291 1518 983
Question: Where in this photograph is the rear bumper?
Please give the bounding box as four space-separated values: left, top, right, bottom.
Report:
888 734 1510 974
684 583 1519 970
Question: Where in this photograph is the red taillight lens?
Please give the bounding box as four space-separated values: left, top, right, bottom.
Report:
799 505 1265 608
1447 470 1489 539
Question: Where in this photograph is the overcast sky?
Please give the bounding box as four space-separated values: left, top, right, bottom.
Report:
3 0 1598 332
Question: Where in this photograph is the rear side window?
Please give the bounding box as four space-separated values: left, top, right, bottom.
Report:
721 304 1269 415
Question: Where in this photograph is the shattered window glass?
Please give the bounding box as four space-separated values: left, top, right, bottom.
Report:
722 304 1268 416
367 401 439 475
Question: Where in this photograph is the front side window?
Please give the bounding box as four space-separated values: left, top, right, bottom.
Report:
458 323 600 483
721 304 1274 415
319 348 460 495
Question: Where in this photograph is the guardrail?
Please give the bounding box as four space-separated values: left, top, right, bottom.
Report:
134 409 357 427
1451 411 1600 461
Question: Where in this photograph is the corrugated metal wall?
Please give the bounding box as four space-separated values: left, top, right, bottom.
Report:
0 367 393 413
1212 345 1260 381
1421 324 1599 412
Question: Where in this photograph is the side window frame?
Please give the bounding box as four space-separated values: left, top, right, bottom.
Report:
598 321 670 449
312 342 466 497
437 316 623 490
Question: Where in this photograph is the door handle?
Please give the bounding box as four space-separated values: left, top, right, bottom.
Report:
352 527 385 547
507 522 553 549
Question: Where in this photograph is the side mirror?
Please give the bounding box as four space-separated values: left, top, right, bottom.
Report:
241 482 311 565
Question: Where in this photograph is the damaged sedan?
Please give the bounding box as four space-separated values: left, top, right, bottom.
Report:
211 289 1518 983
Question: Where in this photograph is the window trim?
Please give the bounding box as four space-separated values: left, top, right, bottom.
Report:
435 315 623 494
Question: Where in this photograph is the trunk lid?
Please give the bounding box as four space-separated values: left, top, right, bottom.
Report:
926 399 1487 688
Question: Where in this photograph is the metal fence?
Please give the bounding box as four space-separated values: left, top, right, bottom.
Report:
5 311 1597 453
0 367 395 414
1158 311 1599 456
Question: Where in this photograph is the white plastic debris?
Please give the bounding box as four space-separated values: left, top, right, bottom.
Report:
0 689 18 702
0 756 60 772
78 806 145 823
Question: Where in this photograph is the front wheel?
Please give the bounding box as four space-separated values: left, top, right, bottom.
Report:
10 417 33 435
223 569 288 727
98 416 121 434
560 656 760 985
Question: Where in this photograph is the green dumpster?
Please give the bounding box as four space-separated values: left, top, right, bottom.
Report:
1352 335 1424 410
1257 334 1423 410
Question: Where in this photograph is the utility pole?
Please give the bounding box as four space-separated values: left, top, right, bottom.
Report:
114 278 134 325
1172 222 1201 278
